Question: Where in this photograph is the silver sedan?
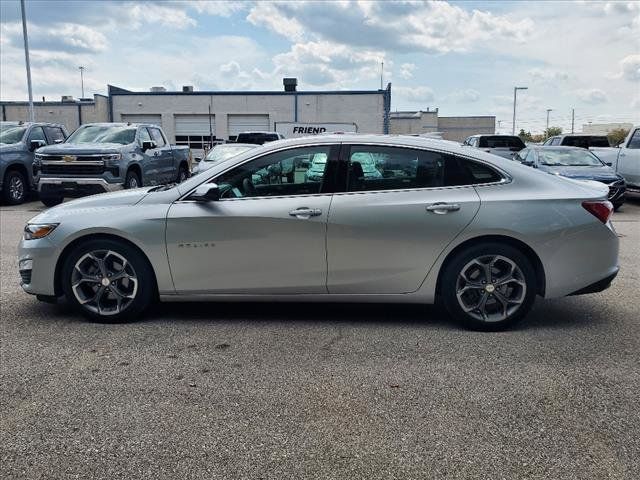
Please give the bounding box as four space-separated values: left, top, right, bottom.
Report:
18 135 619 330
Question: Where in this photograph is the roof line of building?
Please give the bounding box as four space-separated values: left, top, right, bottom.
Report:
108 85 388 96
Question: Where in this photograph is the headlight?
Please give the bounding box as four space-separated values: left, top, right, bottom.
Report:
24 223 59 240
34 153 43 163
103 154 122 161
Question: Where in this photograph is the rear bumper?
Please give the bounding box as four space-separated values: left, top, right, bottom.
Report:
569 269 618 296
38 177 123 196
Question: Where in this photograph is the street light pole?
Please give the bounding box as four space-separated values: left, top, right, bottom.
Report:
79 66 85 98
512 86 528 135
20 0 34 122
546 108 552 132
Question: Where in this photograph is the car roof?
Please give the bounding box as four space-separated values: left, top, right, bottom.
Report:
237 131 281 135
557 133 607 137
218 143 258 148
79 122 146 128
0 121 65 128
468 134 519 138
530 145 586 150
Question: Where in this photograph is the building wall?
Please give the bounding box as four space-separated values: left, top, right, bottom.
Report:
582 123 633 135
389 111 438 135
1 94 109 133
437 116 495 142
110 91 387 142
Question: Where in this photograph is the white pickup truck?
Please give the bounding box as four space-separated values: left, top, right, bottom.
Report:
543 129 640 192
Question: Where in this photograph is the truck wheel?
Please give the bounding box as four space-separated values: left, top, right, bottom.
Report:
125 170 141 189
41 194 64 207
2 170 27 205
177 165 189 183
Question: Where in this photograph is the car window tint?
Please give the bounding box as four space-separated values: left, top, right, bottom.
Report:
478 136 525 149
44 126 65 144
215 146 333 198
138 127 152 145
626 129 640 149
28 126 46 143
149 128 166 147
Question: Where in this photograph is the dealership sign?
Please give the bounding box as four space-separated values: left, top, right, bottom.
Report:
275 122 357 138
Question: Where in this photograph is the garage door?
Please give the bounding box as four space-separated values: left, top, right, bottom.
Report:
228 114 270 137
174 115 216 159
120 114 162 126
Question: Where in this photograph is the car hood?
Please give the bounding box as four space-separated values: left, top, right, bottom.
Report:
36 143 124 155
539 165 620 182
29 187 154 223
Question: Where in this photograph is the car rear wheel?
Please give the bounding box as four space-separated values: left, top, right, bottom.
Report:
3 170 27 205
61 239 155 323
440 242 537 331
177 165 189 183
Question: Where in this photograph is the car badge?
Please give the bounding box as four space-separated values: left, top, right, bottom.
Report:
62 155 76 162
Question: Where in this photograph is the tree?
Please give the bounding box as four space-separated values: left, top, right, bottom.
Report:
607 128 630 146
518 128 533 142
544 126 562 139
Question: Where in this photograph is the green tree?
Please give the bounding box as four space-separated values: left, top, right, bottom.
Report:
518 128 533 142
544 126 562 139
607 128 630 146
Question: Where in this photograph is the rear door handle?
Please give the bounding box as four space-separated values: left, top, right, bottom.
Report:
289 208 322 218
426 203 461 214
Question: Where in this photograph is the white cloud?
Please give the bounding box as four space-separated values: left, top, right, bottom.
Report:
446 89 481 103
247 2 305 42
618 54 640 81
576 88 608 105
399 63 416 80
395 86 435 103
528 68 570 83
187 0 247 17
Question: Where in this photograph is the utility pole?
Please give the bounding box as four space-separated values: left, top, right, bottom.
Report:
571 108 575 133
512 86 528 135
20 0 34 122
79 66 85 98
546 108 552 132
380 61 384 90
497 120 503 133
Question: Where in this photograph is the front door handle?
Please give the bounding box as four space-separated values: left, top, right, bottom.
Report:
426 203 461 214
289 208 322 218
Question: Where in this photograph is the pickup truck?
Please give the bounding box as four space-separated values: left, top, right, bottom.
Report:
0 121 68 205
34 123 191 206
544 129 640 192
462 134 526 159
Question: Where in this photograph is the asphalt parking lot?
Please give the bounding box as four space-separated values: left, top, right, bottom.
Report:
1 198 639 480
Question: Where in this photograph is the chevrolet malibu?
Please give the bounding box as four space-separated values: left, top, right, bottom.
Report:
18 135 619 330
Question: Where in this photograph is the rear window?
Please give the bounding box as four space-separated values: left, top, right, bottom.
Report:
477 136 525 150
561 136 610 148
236 133 279 145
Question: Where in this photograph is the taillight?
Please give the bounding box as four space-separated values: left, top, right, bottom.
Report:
582 201 613 224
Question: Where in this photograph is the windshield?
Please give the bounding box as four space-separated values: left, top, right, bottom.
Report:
66 125 136 145
0 126 27 144
538 149 604 167
204 144 255 162
478 136 526 149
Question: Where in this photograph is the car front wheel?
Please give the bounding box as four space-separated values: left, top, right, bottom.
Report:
61 239 155 322
2 170 27 205
440 242 537 331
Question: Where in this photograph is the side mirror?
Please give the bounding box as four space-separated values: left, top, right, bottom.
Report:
190 183 220 202
194 156 202 163
54 139 64 144
141 140 157 151
29 139 46 151
605 162 613 167
522 161 535 167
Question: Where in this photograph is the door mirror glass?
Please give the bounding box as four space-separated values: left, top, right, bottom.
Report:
194 156 202 163
142 140 157 151
29 139 46 151
190 183 220 201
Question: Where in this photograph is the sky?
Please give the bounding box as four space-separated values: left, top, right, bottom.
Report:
1 0 639 133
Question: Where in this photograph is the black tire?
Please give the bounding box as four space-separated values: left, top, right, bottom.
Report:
60 238 156 323
40 194 64 207
613 202 623 212
2 169 27 205
177 165 189 183
125 170 141 189
440 242 538 331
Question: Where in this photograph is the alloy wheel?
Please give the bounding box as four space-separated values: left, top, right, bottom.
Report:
71 250 138 316
9 175 24 202
455 255 527 323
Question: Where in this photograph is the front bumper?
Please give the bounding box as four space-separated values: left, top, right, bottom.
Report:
38 177 123 196
18 236 60 297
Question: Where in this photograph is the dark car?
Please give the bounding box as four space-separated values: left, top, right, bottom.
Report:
235 131 284 145
514 146 626 210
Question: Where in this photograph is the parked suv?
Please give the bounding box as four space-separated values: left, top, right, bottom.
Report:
35 123 191 206
0 121 68 204
463 135 526 160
